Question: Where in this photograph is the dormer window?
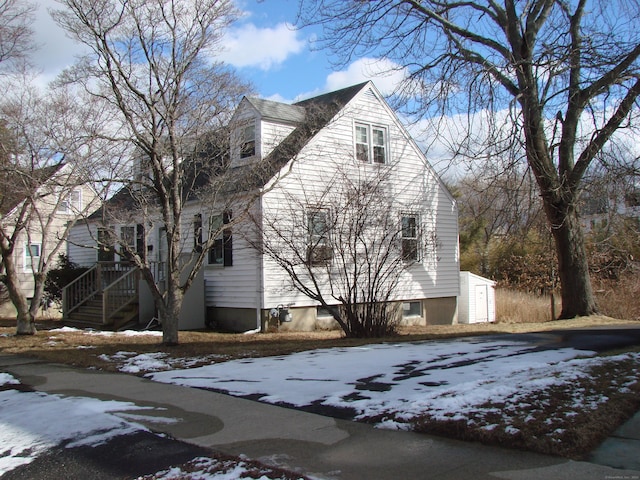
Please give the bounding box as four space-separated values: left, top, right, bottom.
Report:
240 123 256 158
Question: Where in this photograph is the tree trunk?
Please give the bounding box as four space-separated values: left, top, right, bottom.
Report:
2 252 37 335
159 288 183 346
546 203 598 319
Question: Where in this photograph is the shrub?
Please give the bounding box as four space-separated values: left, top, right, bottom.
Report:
44 254 88 306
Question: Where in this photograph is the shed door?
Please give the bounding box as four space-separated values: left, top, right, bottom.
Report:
475 285 488 322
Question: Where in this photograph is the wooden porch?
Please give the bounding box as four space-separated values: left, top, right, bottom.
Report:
62 262 141 330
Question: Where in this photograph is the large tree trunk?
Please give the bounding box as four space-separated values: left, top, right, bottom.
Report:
2 252 37 335
544 200 598 319
159 287 183 346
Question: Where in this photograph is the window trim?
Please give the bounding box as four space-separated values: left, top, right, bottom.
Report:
307 207 332 266
119 225 135 258
239 122 256 159
193 214 203 253
402 301 423 318
57 188 82 214
354 122 388 164
207 211 232 267
97 227 115 262
24 243 41 272
401 213 420 262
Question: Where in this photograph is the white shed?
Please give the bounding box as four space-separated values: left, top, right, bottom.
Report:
458 272 496 324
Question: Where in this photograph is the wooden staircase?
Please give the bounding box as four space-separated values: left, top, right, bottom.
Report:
63 262 140 330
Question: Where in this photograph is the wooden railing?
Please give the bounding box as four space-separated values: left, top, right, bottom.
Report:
103 267 139 325
63 262 138 323
63 264 100 317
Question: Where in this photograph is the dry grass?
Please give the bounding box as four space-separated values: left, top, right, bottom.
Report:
495 288 560 323
594 272 640 321
1 315 636 372
496 277 640 323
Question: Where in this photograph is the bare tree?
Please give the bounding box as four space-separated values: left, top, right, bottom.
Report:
252 164 436 338
299 0 640 318
52 0 251 344
0 0 36 68
0 77 113 335
456 161 545 276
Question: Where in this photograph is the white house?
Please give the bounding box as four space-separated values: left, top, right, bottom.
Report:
66 82 460 331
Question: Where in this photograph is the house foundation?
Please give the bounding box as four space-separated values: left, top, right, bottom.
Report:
207 296 458 333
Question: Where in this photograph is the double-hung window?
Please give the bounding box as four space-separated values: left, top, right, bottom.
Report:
120 226 136 261
240 122 256 159
307 208 331 265
24 243 41 271
401 214 420 262
97 228 115 262
193 214 203 253
355 123 387 164
57 188 82 214
208 212 233 266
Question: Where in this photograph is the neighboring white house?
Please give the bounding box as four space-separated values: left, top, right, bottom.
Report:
581 184 640 233
67 82 460 331
0 163 96 317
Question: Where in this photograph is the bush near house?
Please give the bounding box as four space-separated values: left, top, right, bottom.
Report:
44 254 88 307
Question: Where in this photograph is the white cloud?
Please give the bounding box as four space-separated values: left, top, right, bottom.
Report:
32 1 89 78
325 57 408 96
293 57 409 102
220 22 305 70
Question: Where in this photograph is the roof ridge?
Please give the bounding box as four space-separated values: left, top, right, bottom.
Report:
294 81 369 106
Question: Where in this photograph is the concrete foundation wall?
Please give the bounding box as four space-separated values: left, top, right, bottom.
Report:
424 297 458 325
0 302 62 320
207 307 259 332
208 296 458 333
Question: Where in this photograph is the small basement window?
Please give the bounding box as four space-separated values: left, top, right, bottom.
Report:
402 301 422 317
317 306 335 318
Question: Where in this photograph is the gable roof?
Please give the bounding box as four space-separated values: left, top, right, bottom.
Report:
87 82 371 216
245 97 306 124
0 163 65 216
229 82 369 191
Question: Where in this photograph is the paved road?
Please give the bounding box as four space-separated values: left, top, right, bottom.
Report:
1 328 640 479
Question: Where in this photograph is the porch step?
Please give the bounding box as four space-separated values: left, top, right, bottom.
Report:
65 300 139 331
62 262 141 331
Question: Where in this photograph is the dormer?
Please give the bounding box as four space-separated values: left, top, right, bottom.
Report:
230 96 306 168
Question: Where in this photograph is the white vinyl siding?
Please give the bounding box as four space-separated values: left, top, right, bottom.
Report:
260 85 459 308
23 243 41 271
67 224 98 267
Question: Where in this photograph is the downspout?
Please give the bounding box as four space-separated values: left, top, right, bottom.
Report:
255 198 264 333
256 249 264 332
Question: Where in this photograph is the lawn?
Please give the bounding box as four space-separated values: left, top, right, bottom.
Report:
1 315 640 462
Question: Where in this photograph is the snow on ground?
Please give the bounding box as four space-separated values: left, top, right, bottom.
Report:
0 373 301 479
50 326 163 337
0 373 156 473
3 330 640 478
141 456 302 480
98 351 226 373
147 336 640 434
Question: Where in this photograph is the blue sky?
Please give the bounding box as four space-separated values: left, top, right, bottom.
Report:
32 0 406 103
30 0 455 175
